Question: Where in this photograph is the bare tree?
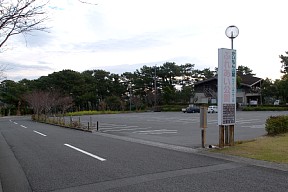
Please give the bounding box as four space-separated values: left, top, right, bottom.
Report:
132 96 142 111
0 0 48 50
23 90 46 116
24 90 74 117
57 96 74 114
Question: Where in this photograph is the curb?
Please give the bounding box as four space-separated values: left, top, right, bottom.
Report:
0 132 32 192
198 150 288 172
33 120 93 133
93 131 288 172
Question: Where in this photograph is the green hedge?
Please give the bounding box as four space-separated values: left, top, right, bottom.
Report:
161 105 187 112
243 106 288 111
66 110 121 116
265 115 288 135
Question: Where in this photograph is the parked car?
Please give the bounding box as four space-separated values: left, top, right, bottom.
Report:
182 107 187 112
207 105 218 113
249 100 258 106
185 106 200 113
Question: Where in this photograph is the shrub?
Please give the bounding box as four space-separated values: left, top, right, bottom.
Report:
66 110 121 116
265 115 288 135
243 106 288 111
161 105 187 112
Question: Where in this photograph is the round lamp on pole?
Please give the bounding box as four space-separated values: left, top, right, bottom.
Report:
225 25 239 49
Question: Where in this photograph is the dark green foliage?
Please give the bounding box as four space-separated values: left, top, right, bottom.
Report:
279 51 288 74
265 115 288 135
237 65 255 76
242 106 288 111
161 105 187 112
1 62 270 115
105 96 122 111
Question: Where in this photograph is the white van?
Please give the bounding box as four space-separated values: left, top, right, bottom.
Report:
208 106 218 113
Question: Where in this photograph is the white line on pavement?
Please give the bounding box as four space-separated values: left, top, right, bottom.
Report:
133 129 178 135
33 130 47 137
236 119 259 123
13 122 18 125
101 127 149 132
20 125 27 129
138 132 178 135
99 125 139 130
135 129 177 133
241 124 265 129
64 144 106 161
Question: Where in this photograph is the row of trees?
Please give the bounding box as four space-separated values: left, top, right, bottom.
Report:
3 58 284 116
262 51 288 104
0 62 219 115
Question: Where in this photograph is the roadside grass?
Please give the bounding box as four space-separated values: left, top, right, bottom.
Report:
212 133 288 164
66 110 124 116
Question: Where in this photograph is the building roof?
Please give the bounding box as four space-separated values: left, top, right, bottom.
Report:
238 74 262 87
194 74 262 87
194 77 217 86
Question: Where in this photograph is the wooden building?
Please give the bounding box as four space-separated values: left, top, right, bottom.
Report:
194 74 263 106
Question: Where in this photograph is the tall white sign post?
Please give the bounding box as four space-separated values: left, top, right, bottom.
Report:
218 48 237 147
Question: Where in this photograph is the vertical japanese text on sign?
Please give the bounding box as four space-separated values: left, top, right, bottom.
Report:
218 48 237 125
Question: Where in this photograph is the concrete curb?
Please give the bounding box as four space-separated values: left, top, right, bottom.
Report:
0 179 2 192
94 131 288 172
33 120 93 133
0 132 32 192
198 150 288 172
93 131 198 153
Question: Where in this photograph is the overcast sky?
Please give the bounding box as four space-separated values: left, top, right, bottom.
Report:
1 0 288 81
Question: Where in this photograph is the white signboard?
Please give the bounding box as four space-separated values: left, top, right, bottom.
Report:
218 48 236 125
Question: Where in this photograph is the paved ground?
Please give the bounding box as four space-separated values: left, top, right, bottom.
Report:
73 111 288 147
0 113 287 192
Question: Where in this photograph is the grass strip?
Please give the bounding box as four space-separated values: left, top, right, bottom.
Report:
212 133 288 164
66 110 122 116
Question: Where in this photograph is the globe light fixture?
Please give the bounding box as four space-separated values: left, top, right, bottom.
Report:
225 25 239 49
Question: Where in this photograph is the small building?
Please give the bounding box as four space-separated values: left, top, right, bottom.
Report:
194 74 263 106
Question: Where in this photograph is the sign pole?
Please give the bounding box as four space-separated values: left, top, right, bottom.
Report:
225 125 229 145
218 48 237 148
229 125 234 146
217 26 238 148
219 125 225 148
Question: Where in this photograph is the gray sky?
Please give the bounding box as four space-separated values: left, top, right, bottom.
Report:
1 0 288 81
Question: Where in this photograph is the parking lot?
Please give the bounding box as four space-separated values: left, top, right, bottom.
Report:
78 111 288 148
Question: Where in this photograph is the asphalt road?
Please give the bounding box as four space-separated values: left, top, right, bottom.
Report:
0 115 288 192
75 111 288 147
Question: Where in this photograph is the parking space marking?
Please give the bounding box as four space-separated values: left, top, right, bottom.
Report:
20 125 27 129
100 125 139 130
101 127 149 133
64 144 106 161
236 119 260 124
241 124 265 129
134 129 178 135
